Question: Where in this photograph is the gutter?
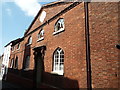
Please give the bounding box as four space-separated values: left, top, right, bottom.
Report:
84 2 92 90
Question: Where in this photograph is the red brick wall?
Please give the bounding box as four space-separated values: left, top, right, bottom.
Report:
24 2 87 88
89 2 119 88
9 40 24 70
8 2 119 88
27 3 72 35
118 2 120 88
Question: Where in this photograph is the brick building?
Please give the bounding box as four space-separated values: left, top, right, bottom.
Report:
6 1 120 89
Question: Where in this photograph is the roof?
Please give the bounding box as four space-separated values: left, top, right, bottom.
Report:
11 38 24 46
5 38 24 47
42 0 70 8
42 0 62 7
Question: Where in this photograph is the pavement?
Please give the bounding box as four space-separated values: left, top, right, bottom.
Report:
2 80 23 89
0 74 23 89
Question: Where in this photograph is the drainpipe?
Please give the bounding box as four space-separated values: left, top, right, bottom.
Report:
84 2 92 90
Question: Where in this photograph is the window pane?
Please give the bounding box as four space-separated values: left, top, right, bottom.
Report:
53 48 64 73
25 56 30 69
59 66 61 70
38 29 44 39
60 58 64 63
55 59 57 63
60 55 64 58
55 66 56 70
59 63 63 70
55 19 64 32
28 37 32 44
56 54 59 58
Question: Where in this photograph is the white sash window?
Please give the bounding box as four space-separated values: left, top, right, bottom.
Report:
53 18 65 35
53 48 64 75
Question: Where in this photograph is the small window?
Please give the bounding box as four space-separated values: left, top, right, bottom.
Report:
10 59 14 68
23 56 30 71
53 18 65 35
27 36 32 45
37 29 44 41
17 43 20 50
39 11 46 23
11 46 14 52
14 57 18 69
52 48 64 75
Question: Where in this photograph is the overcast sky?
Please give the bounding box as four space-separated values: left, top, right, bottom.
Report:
0 0 57 55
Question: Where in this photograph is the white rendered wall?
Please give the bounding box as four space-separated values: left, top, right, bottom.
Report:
1 43 11 77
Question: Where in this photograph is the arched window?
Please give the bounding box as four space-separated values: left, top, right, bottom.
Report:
53 48 64 75
24 55 30 70
10 59 14 68
53 18 65 34
11 46 14 52
14 57 18 69
28 36 32 45
17 43 20 50
37 29 44 41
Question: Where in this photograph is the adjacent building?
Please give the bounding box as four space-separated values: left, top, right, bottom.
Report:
6 1 120 89
1 38 23 80
0 54 3 73
1 43 12 79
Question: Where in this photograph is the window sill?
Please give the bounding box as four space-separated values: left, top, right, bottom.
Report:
27 43 32 46
53 29 65 35
13 68 18 70
12 50 15 52
16 48 20 51
51 71 64 76
23 68 29 71
37 37 44 42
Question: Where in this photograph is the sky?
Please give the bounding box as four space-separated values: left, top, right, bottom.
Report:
0 0 57 56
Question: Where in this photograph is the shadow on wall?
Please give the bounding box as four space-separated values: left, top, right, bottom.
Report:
43 72 79 89
4 68 79 89
2 69 33 88
22 43 31 70
2 41 79 89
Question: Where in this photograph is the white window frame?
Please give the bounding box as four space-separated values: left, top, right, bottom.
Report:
27 36 32 46
37 29 44 42
52 48 64 75
11 46 14 52
39 11 46 23
53 18 65 35
16 43 20 50
10 59 14 68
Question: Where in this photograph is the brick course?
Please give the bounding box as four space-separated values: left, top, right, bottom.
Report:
89 2 119 88
8 2 119 88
